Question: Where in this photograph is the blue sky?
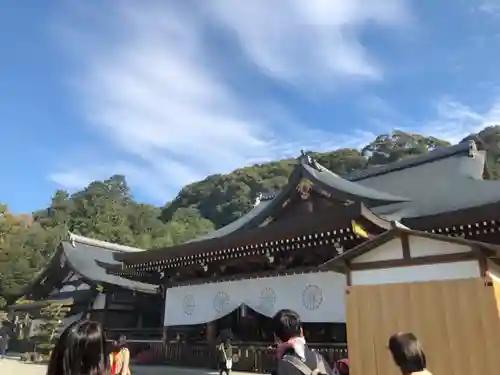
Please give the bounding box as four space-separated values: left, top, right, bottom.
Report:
3 0 500 213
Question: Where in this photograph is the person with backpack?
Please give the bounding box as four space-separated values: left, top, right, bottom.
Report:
217 338 233 375
272 309 332 375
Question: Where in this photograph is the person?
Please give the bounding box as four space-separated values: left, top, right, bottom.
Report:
109 334 131 375
217 338 233 375
0 332 10 358
333 358 349 375
272 309 332 375
0 332 9 360
46 320 107 375
388 332 432 375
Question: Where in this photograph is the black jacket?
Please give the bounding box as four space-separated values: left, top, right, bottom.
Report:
275 345 332 375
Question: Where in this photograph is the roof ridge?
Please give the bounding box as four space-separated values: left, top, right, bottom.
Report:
67 232 146 253
344 140 477 181
253 192 278 205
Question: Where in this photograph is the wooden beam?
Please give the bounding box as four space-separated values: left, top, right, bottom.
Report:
349 251 476 271
401 233 411 260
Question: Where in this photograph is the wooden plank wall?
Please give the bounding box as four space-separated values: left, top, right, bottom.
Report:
346 278 500 375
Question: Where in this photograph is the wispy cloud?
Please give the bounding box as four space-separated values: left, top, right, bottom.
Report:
204 0 412 85
50 0 413 202
478 1 500 17
422 98 500 143
49 171 95 191
361 94 500 145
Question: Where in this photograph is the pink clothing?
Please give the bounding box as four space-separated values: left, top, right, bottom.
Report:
276 336 306 360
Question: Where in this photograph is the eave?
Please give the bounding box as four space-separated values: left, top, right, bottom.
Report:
402 200 500 229
320 226 500 272
116 201 392 268
300 157 409 205
95 260 163 286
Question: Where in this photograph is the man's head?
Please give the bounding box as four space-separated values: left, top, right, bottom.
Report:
271 309 302 343
388 332 426 374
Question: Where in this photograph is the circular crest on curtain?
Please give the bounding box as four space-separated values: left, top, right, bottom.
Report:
213 291 231 313
182 294 196 316
260 287 277 312
302 284 323 310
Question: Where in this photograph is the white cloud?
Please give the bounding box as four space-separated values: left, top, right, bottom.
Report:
49 171 95 190
50 0 413 202
361 95 500 145
205 0 411 86
478 1 500 17
421 98 500 144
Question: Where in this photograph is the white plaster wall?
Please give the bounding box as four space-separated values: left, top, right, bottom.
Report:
92 293 106 310
76 283 90 290
352 238 403 263
351 260 480 286
59 282 90 293
59 284 77 292
409 235 471 257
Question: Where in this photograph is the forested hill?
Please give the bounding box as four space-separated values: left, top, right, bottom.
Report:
1 126 500 304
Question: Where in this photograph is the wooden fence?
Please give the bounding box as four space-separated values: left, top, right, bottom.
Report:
103 327 349 372
161 342 348 372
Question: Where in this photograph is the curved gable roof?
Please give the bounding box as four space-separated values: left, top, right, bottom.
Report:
61 238 158 294
182 154 405 243
344 141 476 181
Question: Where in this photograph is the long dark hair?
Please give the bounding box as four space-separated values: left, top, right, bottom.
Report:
47 320 107 375
388 332 427 373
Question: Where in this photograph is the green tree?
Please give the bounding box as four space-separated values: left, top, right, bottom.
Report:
32 302 71 352
361 130 451 165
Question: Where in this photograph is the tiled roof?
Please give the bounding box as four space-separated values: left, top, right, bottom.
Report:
62 241 158 294
344 141 475 181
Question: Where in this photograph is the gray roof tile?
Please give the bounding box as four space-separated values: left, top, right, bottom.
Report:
62 240 158 294
344 141 474 181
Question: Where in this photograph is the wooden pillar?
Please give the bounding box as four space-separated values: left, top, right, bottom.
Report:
101 290 109 326
161 282 169 359
206 321 216 343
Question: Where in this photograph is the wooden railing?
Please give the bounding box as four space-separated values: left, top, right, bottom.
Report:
100 328 348 372
164 342 348 372
104 328 163 359
104 327 163 341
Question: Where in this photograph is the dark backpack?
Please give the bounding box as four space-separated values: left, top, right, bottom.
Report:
281 352 330 375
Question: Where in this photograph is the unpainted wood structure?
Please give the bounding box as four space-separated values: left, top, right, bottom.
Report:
322 227 500 375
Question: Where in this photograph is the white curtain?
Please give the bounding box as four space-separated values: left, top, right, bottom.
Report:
164 271 346 326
